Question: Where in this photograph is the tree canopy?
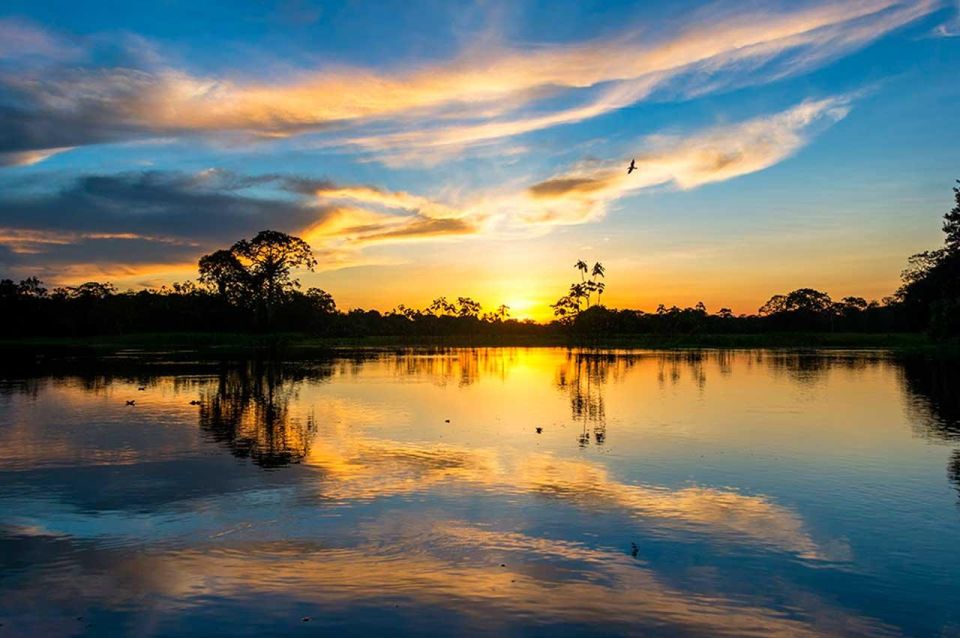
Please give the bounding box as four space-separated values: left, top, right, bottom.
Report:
199 230 317 326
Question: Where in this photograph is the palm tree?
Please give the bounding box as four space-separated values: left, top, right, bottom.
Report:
575 260 588 282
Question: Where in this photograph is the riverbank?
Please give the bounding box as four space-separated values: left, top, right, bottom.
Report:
0 331 954 357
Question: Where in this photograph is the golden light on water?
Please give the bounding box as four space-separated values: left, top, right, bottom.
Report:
2 348 957 636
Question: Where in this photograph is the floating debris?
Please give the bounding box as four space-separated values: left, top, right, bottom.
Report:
125 400 136 406
536 427 543 434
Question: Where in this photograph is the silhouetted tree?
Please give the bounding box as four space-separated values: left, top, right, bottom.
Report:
428 296 456 316
456 297 482 318
305 288 336 314
944 180 960 252
199 249 249 303
553 260 606 320
897 180 960 336
199 230 317 327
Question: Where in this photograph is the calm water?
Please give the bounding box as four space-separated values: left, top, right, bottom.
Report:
1 349 959 637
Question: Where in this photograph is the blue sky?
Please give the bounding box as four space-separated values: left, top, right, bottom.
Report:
0 0 958 317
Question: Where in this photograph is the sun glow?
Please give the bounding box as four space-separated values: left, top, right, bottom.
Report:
502 298 541 321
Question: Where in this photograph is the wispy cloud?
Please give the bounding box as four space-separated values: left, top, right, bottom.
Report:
931 0 960 35
0 96 850 282
0 0 934 165
0 147 74 167
0 18 81 62
518 97 851 225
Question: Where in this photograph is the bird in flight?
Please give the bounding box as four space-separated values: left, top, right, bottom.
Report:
627 159 637 174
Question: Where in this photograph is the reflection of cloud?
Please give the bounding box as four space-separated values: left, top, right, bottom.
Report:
4 349 920 636
1 354 826 558
304 437 827 558
0 1 935 163
0 522 892 638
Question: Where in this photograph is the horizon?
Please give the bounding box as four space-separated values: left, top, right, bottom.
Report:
1 1 959 320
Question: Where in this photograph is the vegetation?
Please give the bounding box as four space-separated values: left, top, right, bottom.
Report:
2 181 959 345
895 180 960 337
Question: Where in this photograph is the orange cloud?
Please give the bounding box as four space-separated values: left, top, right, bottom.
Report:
290 97 853 271
3 1 934 165
0 147 73 167
518 97 851 225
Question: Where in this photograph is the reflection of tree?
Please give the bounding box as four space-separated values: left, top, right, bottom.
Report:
900 357 960 441
556 352 638 447
198 361 325 468
899 357 960 497
949 451 960 493
655 351 706 391
762 352 868 386
386 348 515 387
556 351 722 447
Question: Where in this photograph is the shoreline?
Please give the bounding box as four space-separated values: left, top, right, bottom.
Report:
0 332 954 357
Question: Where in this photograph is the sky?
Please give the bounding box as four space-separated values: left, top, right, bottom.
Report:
0 0 958 319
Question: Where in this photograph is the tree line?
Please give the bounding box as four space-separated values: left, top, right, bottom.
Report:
2 181 958 339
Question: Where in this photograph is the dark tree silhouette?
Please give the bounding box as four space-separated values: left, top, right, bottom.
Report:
897 180 960 336
199 230 317 327
553 260 606 320
199 249 249 303
944 180 960 253
456 297 482 318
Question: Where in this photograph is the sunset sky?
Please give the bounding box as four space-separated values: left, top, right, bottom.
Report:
0 0 958 319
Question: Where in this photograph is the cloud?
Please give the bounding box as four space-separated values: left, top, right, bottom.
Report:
0 170 480 281
931 1 960 35
0 0 935 164
299 181 483 251
0 96 850 282
0 147 74 167
0 19 81 62
520 96 851 225
0 171 326 280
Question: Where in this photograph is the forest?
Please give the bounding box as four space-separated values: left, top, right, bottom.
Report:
2 182 958 341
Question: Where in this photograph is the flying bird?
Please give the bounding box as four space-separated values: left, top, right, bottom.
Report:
627 159 637 174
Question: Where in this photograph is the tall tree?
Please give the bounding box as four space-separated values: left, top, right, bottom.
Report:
198 230 317 326
199 249 249 302
943 180 960 253
235 231 317 316
898 179 960 335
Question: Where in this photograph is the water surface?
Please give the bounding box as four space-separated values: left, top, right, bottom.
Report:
1 349 959 636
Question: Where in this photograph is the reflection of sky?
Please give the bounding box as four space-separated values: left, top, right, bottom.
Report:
1 349 959 636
